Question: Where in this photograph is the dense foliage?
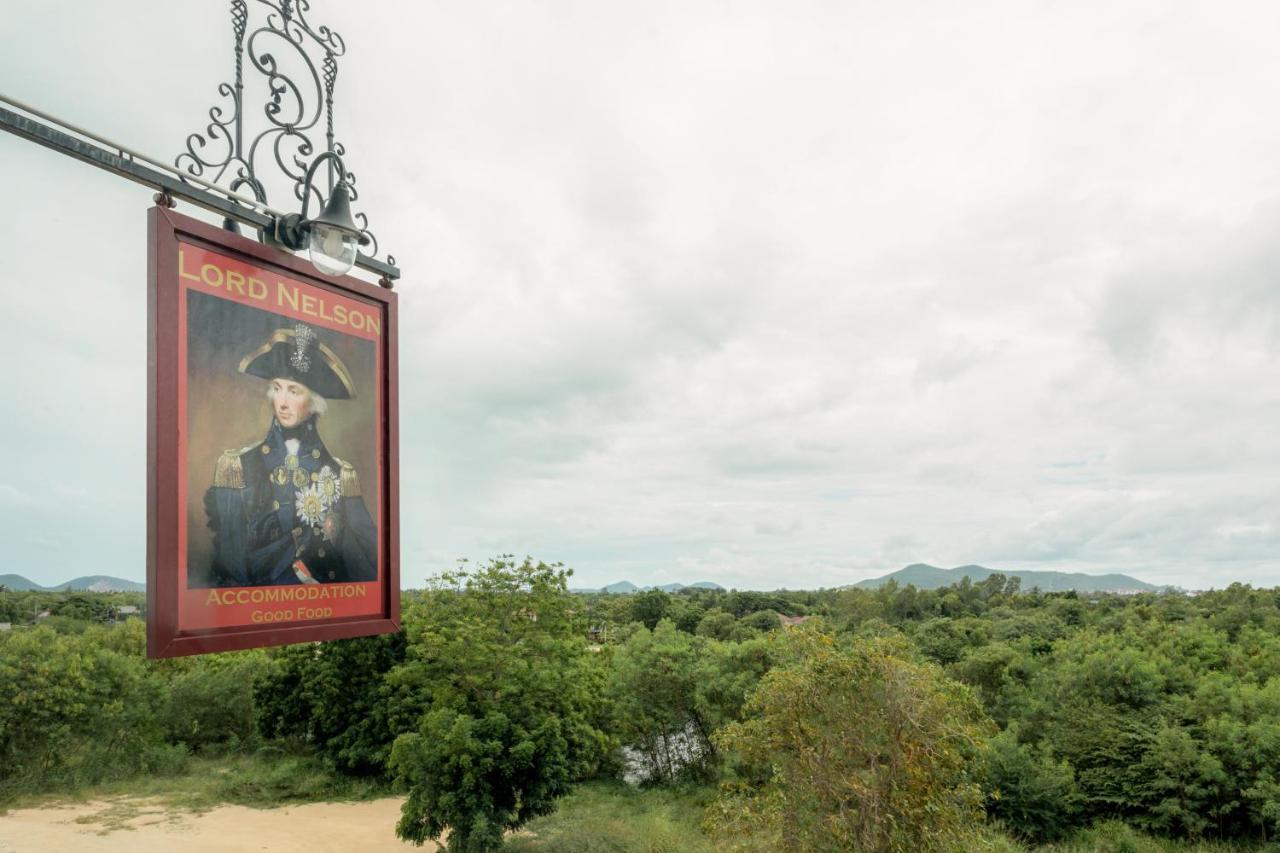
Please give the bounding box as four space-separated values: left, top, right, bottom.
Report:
709 626 991 851
5 571 1280 851
0 614 250 799
387 559 610 851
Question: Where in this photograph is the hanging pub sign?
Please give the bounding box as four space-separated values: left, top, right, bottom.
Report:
147 207 400 658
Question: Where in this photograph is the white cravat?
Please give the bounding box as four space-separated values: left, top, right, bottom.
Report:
285 438 301 457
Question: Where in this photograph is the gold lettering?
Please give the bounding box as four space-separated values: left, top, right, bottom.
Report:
226 270 247 296
201 264 224 289
350 311 365 332
367 315 380 336
249 278 268 300
204 582 373 607
252 608 295 623
179 248 201 282
301 294 318 316
333 305 347 326
278 281 299 311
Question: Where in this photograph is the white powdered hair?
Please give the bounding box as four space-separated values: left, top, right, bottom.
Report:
266 382 328 417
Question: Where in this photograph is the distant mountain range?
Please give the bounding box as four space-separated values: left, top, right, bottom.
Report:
0 566 1160 596
0 574 145 593
583 581 726 595
854 563 1161 593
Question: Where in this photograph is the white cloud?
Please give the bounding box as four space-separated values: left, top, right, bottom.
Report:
2 0 1278 589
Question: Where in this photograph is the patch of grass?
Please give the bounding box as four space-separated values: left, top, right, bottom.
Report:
503 786 1174 853
69 797 178 835
505 781 724 853
503 785 1272 853
1 749 390 816
200 750 388 808
1033 821 1265 853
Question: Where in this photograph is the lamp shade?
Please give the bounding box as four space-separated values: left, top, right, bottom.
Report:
305 182 368 276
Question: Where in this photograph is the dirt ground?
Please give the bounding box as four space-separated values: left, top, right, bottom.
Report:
0 796 433 853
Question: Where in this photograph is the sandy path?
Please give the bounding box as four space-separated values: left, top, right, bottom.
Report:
0 796 434 853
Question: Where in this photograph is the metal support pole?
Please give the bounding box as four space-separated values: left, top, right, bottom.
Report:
0 105 401 282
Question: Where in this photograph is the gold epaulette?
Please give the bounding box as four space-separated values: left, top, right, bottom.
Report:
335 457 362 497
213 448 248 489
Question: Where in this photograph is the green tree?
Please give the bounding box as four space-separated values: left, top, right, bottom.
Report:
666 595 706 634
983 728 1078 842
695 609 738 641
164 650 265 752
737 610 781 634
708 626 991 852
606 620 715 781
254 632 406 773
1133 724 1227 838
388 558 608 851
0 622 170 797
630 588 670 629
692 636 773 734
915 617 968 665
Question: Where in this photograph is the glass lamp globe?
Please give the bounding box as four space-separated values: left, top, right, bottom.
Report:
308 223 359 276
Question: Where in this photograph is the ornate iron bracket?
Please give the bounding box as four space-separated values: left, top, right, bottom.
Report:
175 0 396 281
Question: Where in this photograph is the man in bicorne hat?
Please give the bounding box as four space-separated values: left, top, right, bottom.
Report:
203 322 378 587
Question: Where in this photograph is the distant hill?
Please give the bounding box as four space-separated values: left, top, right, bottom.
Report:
0 574 43 591
56 575 146 593
854 563 1159 593
589 580 727 594
0 574 144 593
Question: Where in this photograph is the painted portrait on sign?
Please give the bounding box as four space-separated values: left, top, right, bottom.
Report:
186 292 379 588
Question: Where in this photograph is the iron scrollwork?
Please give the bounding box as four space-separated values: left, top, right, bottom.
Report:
175 0 387 268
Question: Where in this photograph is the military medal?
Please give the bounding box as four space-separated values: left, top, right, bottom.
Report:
316 465 342 504
296 485 326 526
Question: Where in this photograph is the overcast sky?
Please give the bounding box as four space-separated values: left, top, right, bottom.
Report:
2 1 1278 590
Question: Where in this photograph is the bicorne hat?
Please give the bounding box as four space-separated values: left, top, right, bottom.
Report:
238 322 356 400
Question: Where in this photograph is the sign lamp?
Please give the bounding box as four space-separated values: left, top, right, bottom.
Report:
269 151 370 276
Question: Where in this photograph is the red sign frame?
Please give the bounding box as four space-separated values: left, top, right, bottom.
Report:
147 207 400 658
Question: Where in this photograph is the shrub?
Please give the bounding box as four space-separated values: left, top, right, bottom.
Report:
389 558 609 852
164 652 265 752
709 626 992 852
984 728 1079 842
